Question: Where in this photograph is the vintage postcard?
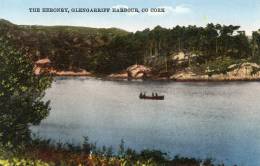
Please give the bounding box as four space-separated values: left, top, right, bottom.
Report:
0 0 259 166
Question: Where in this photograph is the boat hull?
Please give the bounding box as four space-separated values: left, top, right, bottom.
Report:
139 96 164 100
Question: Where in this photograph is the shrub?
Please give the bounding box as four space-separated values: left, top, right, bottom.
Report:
0 39 52 149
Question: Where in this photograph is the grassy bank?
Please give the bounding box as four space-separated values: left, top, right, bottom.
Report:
0 137 235 166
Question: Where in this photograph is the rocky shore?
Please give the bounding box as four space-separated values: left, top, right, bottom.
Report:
107 63 260 81
34 59 260 81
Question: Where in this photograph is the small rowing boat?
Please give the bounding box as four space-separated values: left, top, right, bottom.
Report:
139 93 164 100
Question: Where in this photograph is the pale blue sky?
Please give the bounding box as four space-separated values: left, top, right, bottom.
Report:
0 0 260 34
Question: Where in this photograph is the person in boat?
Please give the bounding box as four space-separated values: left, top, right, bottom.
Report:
156 93 158 97
139 92 143 98
152 93 154 97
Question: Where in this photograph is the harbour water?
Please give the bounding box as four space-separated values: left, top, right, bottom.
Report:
31 77 260 165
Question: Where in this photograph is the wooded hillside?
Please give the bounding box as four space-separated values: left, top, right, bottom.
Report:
1 19 260 75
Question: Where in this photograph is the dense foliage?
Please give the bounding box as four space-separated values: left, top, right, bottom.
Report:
0 39 52 148
2 19 260 75
0 19 128 72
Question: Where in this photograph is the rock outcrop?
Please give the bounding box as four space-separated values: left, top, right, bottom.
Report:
226 63 260 77
170 70 208 81
209 62 260 80
171 52 198 64
107 65 152 79
108 72 128 79
53 70 92 76
170 62 260 81
127 65 152 79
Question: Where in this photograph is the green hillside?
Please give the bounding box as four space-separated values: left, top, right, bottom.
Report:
1 19 260 75
0 19 129 72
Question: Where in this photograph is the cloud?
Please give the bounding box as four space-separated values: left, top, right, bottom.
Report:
112 4 129 9
172 5 191 14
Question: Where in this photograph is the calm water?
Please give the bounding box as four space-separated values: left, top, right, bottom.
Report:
31 77 260 166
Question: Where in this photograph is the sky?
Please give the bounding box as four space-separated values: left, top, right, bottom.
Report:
0 0 260 34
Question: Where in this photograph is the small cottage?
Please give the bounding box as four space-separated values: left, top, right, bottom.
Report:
34 58 51 75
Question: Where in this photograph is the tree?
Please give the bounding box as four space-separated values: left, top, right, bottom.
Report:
94 35 138 74
251 31 260 62
0 39 52 148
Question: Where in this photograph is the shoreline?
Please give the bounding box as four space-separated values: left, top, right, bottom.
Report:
52 73 260 82
35 61 260 82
